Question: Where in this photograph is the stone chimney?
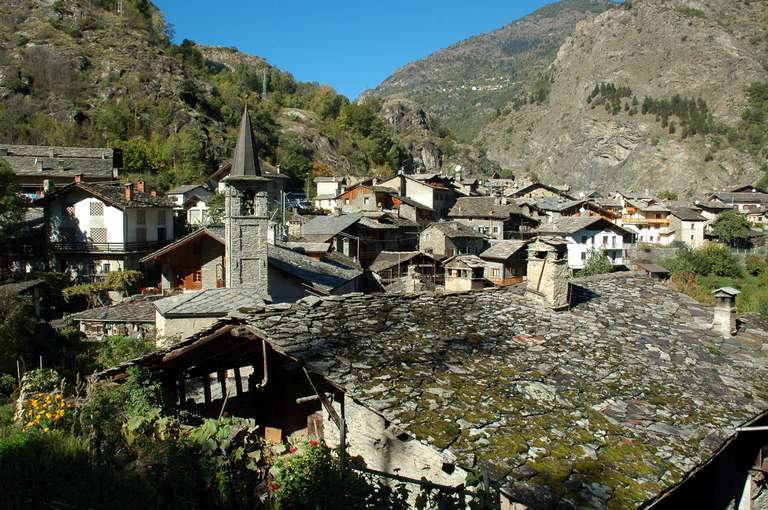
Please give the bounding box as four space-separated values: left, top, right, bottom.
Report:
526 236 570 310
135 179 145 193
73 174 83 183
712 287 740 336
124 183 134 202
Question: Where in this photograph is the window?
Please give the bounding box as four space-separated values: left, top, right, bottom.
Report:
102 262 111 274
90 201 104 216
581 252 587 261
158 209 167 223
492 268 500 277
136 210 146 225
364 197 371 206
612 236 617 247
345 198 350 205
493 226 499 234
603 235 608 245
157 226 167 242
136 228 147 242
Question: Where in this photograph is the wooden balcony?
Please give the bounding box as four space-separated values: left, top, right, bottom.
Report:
488 276 524 287
621 216 670 225
50 241 170 254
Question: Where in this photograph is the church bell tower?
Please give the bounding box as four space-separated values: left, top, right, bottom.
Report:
223 107 270 295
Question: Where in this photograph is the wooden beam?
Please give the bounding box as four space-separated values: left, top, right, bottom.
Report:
202 373 212 405
234 367 243 396
162 325 235 365
302 368 342 429
217 369 227 401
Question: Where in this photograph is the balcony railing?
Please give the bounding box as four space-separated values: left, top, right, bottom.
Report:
621 217 670 225
488 276 524 287
50 241 170 254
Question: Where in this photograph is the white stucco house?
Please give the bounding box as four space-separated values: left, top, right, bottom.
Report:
34 179 174 279
166 184 215 226
537 216 634 270
313 176 346 211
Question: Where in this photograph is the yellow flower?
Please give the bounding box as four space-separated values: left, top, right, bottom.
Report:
43 428 49 433
31 399 38 407
45 412 52 419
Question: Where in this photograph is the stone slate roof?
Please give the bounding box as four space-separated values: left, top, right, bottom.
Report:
0 144 117 179
425 221 485 239
444 254 487 269
369 251 424 273
167 184 207 194
479 240 530 261
398 196 433 211
449 197 523 219
0 279 44 295
232 273 768 509
268 244 362 292
669 208 706 222
537 217 631 236
154 289 265 317
301 213 363 238
34 182 173 209
694 200 734 211
711 191 768 205
228 107 261 178
69 300 156 323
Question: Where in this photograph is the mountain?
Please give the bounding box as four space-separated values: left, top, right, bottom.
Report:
0 0 489 192
477 0 768 194
362 0 614 141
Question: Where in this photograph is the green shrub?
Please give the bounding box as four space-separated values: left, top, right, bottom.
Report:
271 439 409 510
0 374 16 399
577 248 614 277
745 255 768 276
96 335 154 368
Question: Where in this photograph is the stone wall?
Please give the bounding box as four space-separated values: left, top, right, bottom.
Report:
155 311 218 346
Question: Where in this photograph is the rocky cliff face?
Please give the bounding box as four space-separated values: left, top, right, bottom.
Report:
478 0 768 194
363 0 612 141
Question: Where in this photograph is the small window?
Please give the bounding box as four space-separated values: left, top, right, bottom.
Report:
158 209 167 223
157 226 167 242
581 252 587 261
345 198 350 205
364 197 371 206
90 201 104 216
603 235 608 245
102 262 111 273
136 210 146 225
492 268 500 277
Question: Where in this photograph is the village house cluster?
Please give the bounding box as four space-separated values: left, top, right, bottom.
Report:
1 109 768 509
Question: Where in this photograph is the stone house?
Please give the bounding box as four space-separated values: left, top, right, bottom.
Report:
443 254 487 293
708 190 768 212
478 240 530 286
537 216 634 270
96 265 768 510
693 199 735 231
336 179 399 213
0 143 121 199
448 196 539 240
34 179 174 278
395 196 434 226
522 197 617 223
368 251 440 286
418 221 487 259
68 299 156 340
379 173 458 218
506 181 575 200
301 212 418 267
745 206 768 227
668 208 707 248
313 176 347 211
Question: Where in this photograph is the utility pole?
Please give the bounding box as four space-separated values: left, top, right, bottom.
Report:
262 69 268 100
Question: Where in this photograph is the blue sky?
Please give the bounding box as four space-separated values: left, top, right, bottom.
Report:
154 0 560 99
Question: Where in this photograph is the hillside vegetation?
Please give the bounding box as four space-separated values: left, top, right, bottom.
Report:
363 0 613 141
0 0 482 191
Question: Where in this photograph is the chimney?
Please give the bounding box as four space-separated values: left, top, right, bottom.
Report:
526 236 570 310
73 174 83 183
135 179 145 193
150 191 157 198
124 183 134 202
712 287 740 336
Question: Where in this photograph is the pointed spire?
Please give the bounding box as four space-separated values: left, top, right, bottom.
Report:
230 106 262 177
